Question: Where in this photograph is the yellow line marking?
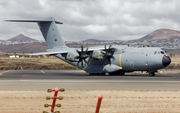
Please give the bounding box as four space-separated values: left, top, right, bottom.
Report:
41 70 45 74
0 71 10 76
98 50 101 61
119 54 122 69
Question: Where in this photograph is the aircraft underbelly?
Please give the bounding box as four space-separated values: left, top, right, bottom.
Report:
85 65 104 73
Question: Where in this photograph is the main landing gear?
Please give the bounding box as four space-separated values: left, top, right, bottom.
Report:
89 73 106 75
89 71 125 76
109 71 125 75
149 72 155 76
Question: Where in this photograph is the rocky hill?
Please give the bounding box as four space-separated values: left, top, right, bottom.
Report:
7 34 38 42
139 29 180 41
82 39 107 42
0 42 48 53
0 34 46 53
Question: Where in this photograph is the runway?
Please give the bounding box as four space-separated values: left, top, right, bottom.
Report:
0 70 180 90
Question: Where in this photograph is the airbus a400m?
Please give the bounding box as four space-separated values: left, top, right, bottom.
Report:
6 17 171 76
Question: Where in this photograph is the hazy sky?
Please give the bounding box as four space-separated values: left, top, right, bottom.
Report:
0 0 180 41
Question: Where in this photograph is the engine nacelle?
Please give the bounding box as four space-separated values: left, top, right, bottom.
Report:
66 52 78 62
91 50 104 60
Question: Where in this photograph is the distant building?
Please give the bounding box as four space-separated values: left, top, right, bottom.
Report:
9 55 19 58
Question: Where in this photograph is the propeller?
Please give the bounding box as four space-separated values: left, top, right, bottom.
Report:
75 45 89 68
101 44 115 64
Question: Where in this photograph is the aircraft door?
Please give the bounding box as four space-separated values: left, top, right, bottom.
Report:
145 60 154 70
130 62 135 69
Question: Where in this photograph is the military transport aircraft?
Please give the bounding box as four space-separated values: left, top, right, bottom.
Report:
6 17 171 76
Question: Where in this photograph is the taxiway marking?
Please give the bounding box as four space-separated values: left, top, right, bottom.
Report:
40 70 45 74
0 71 10 76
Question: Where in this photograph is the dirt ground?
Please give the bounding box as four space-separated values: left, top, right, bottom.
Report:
0 90 179 113
0 57 76 70
0 54 180 113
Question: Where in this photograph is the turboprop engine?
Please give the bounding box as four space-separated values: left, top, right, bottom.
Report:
91 44 115 64
91 50 104 60
66 52 78 62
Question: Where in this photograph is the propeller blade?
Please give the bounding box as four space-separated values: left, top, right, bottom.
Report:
105 43 107 50
108 58 111 64
76 49 79 52
112 56 115 61
75 45 89 68
83 59 88 64
81 45 83 52
84 55 88 59
109 44 112 49
75 56 78 59
101 51 106 55
77 61 80 67
76 49 81 56
85 47 88 54
81 61 84 68
105 58 108 64
86 46 88 52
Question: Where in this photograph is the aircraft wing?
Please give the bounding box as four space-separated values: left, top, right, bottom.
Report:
25 51 67 56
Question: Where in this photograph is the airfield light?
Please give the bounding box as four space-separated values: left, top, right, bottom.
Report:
54 111 60 113
56 104 61 107
44 104 49 107
46 96 51 100
47 89 53 92
59 88 65 92
57 96 63 100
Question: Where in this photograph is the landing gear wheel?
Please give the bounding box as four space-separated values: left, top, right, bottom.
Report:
149 72 155 76
109 71 125 76
118 72 125 75
89 73 106 75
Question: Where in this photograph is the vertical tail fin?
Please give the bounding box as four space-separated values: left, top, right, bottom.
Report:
5 17 67 49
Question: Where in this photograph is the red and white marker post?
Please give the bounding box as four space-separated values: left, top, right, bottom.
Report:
95 94 103 113
51 87 59 112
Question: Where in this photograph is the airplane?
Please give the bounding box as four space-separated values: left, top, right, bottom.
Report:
6 17 171 76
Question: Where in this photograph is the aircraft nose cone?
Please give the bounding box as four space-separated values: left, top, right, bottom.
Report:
162 55 171 67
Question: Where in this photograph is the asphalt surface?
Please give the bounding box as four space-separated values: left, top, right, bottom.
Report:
0 70 180 90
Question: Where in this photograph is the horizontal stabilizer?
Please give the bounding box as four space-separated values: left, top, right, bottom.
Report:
25 51 67 56
5 20 63 24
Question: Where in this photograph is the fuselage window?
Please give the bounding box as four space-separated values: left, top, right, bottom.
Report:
154 51 157 54
157 51 160 54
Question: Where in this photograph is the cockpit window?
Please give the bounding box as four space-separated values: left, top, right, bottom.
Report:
154 51 165 54
161 51 165 54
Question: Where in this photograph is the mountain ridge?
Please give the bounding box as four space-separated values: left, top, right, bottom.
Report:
7 34 38 42
1 28 180 53
2 28 180 42
139 29 180 41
